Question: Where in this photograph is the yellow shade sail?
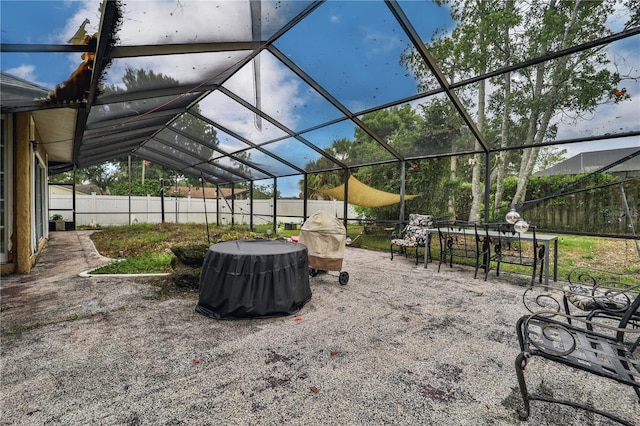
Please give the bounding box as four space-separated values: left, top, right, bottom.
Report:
318 175 419 207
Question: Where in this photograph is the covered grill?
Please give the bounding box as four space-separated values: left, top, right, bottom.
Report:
298 210 349 285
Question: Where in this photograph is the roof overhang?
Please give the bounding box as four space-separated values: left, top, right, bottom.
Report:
32 108 77 163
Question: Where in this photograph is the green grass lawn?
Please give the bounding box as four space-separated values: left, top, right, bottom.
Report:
88 222 639 277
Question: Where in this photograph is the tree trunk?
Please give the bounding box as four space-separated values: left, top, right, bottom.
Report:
514 0 579 205
513 61 545 205
493 0 514 214
494 70 511 214
469 82 486 223
448 155 457 218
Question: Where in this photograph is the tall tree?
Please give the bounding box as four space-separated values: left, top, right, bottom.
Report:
402 0 634 219
491 0 518 212
300 105 452 217
49 165 115 192
401 0 506 221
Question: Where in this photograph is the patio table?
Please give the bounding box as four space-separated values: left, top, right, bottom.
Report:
423 228 558 284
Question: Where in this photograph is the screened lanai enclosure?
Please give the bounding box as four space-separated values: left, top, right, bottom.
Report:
2 0 639 238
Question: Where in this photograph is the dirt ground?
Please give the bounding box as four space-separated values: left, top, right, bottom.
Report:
1 231 638 425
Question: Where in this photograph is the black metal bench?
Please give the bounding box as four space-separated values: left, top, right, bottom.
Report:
436 220 473 269
481 222 545 284
515 270 640 425
436 220 488 279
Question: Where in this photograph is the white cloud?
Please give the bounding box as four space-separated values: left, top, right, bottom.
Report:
5 65 52 89
86 0 306 138
606 1 634 32
103 50 252 91
57 1 102 44
556 38 640 155
6 64 37 81
361 26 404 56
221 52 303 129
115 0 252 45
62 0 638 162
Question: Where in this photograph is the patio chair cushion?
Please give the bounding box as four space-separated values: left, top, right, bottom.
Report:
391 226 424 247
391 237 419 248
563 284 631 311
408 214 434 227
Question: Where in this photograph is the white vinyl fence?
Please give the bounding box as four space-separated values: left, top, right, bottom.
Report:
49 193 361 227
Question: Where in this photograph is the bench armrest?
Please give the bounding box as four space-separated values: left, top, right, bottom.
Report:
518 310 640 353
523 267 640 319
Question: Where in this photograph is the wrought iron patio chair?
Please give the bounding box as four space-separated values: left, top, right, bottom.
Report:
515 293 640 425
560 267 640 326
390 214 434 265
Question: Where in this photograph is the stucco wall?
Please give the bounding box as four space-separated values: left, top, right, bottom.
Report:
14 113 33 272
2 112 53 275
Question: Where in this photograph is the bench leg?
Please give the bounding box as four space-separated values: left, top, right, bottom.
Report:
483 250 490 281
474 253 482 279
474 240 489 280
537 245 545 284
515 352 531 420
390 244 395 260
529 258 537 286
446 238 454 269
474 258 479 279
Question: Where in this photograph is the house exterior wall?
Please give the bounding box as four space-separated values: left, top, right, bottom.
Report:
0 114 13 273
13 113 34 273
1 112 48 275
49 185 74 195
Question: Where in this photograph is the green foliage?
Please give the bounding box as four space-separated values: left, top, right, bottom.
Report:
302 102 473 221
534 147 567 174
91 254 173 274
524 178 638 235
90 223 636 276
110 179 166 196
252 184 280 199
90 223 285 274
526 173 619 205
48 170 82 184
74 68 220 194
401 0 632 212
49 165 116 192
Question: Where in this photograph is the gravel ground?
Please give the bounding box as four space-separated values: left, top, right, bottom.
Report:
1 231 638 425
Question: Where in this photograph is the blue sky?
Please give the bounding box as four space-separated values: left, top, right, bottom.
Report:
1 1 103 88
1 0 638 197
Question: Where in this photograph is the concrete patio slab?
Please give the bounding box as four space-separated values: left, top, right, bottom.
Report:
1 231 638 425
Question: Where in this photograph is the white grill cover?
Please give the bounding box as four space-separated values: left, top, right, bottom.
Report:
298 210 346 271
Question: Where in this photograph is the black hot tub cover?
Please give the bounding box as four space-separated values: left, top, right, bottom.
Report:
196 239 311 320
